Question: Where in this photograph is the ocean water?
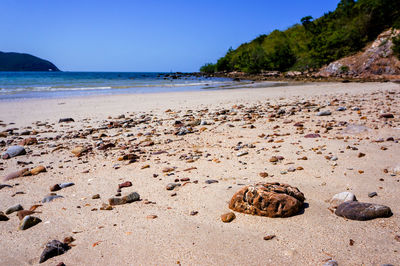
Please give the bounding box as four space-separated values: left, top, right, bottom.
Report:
0 72 234 100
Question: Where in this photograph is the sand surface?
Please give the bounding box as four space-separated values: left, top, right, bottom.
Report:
0 82 400 265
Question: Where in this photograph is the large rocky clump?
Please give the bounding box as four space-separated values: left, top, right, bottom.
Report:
318 29 400 80
229 182 305 218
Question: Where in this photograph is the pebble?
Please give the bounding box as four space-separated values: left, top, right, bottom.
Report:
0 211 9 221
59 118 75 123
30 165 46 175
190 211 198 216
39 240 70 263
5 204 23 214
42 194 64 203
323 260 339 266
0 184 12 190
368 192 377 198
221 212 236 223
108 192 140 205
3 168 30 181
330 192 356 209
2 145 26 159
17 210 35 220
336 107 346 111
19 215 42 230
166 183 180 190
236 151 248 157
259 172 268 178
118 181 132 189
92 194 100 199
263 235 276 240
59 182 75 189
317 110 331 116
335 201 392 221
147 215 158 219
304 133 321 138
205 179 218 184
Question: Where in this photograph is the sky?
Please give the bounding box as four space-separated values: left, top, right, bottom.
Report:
0 0 340 72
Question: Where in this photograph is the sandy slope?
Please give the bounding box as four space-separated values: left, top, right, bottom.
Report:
0 82 399 266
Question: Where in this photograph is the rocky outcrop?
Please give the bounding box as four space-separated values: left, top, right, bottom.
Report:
318 29 400 80
0 51 60 71
229 182 305 218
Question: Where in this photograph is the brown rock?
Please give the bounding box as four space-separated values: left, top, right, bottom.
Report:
118 181 132 189
71 147 86 157
229 182 305 218
17 210 35 220
30 165 46 175
259 172 269 178
221 212 236 223
18 137 37 146
3 168 30 181
263 235 276 240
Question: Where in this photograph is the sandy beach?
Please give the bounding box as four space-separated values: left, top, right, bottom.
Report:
1 82 400 265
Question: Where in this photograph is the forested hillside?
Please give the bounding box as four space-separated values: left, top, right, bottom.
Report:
201 0 400 74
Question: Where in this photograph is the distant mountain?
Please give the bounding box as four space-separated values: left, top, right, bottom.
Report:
0 51 60 71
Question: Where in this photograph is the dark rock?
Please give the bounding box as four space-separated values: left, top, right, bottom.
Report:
58 118 74 123
205 179 219 184
0 211 9 221
50 184 61 192
108 192 140 205
39 240 70 263
19 215 41 230
59 182 74 189
5 204 23 214
229 182 305 218
335 201 392 221
368 192 378 198
166 183 180 190
42 194 64 203
0 184 12 190
379 113 394 119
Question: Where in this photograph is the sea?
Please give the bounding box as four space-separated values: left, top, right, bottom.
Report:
0 72 236 100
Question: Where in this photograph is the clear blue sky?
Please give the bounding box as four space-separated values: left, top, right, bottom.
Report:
0 0 340 72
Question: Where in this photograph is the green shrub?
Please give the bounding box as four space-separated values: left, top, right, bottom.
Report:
200 63 216 74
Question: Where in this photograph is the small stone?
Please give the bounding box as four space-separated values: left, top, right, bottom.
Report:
190 211 198 216
118 181 132 189
39 240 70 263
330 192 356 209
147 215 158 219
162 167 174 173
5 204 23 214
379 113 394 119
323 260 338 266
263 235 276 240
109 192 140 205
358 152 366 158
2 146 26 159
19 215 41 230
50 184 61 192
30 165 46 175
317 110 331 116
59 182 74 189
0 211 9 221
335 201 392 221
237 151 248 157
42 194 64 203
287 167 296 172
336 107 346 111
71 147 86 157
205 179 218 184
59 118 75 123
259 172 268 178
92 194 100 199
368 192 377 198
304 133 321 138
269 156 278 162
395 235 400 242
166 183 180 190
221 212 236 223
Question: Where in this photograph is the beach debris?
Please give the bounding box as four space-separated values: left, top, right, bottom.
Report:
19 215 41 230
92 194 100 199
221 212 236 223
335 201 392 221
229 182 305 218
368 192 377 198
0 184 12 190
2 145 26 159
166 183 180 190
5 204 23 214
205 179 218 184
108 192 140 205
146 214 158 219
39 240 70 263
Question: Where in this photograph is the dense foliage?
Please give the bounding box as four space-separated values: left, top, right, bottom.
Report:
394 35 400 60
201 0 400 73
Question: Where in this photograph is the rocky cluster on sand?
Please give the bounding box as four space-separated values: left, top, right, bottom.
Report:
0 86 399 264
